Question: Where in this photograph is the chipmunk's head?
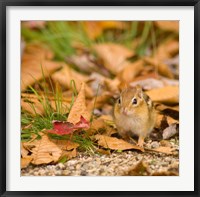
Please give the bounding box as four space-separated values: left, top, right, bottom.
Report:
114 85 147 116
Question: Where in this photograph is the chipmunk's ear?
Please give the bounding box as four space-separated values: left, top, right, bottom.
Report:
135 85 143 99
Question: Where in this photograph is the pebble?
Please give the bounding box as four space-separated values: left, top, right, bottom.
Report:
21 138 179 176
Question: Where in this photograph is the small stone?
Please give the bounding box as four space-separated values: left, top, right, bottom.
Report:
33 171 39 176
57 163 65 170
151 141 159 149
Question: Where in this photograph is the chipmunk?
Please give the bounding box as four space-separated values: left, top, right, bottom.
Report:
114 85 156 147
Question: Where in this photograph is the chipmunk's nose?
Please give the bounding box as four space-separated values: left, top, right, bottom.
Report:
122 107 128 115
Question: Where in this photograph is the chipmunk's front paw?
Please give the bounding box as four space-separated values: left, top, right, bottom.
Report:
137 136 145 147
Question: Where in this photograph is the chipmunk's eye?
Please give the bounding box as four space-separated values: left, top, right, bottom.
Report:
132 98 137 105
118 98 121 104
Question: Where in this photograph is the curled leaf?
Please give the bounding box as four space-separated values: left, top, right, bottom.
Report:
47 116 90 135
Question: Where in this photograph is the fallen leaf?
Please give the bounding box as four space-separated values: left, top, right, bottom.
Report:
21 44 62 91
97 148 111 155
159 140 172 147
147 146 176 155
152 162 179 176
161 77 179 87
102 127 117 137
93 43 134 74
143 57 174 79
104 78 120 93
84 21 127 39
155 103 179 113
47 116 90 135
118 60 144 83
95 134 143 151
21 157 33 169
62 148 77 160
21 93 70 116
50 139 79 151
155 114 178 129
23 134 62 165
130 78 164 90
155 21 179 33
21 95 45 115
87 92 112 112
66 53 100 74
146 86 179 104
67 83 91 124
21 143 29 158
51 65 93 98
152 170 178 176
122 160 150 176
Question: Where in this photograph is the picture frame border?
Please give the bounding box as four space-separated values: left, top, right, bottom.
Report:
0 0 199 196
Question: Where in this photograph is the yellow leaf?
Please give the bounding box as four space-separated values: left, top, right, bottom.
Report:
84 21 127 39
67 83 91 124
155 21 179 33
148 146 176 155
146 86 179 104
93 43 134 74
118 60 144 83
21 157 33 169
23 134 62 165
95 134 143 151
51 65 93 98
21 44 63 91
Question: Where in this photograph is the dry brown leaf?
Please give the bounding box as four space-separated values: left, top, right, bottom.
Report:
21 93 70 115
97 148 111 155
22 43 54 61
93 43 134 74
87 92 111 112
152 170 178 176
90 118 107 130
157 39 179 60
155 103 179 120
51 65 93 98
62 148 77 160
67 83 91 124
155 103 179 112
66 54 98 74
122 160 150 176
21 143 29 158
102 127 117 137
155 114 178 128
143 57 174 79
148 146 176 155
104 78 120 93
161 77 179 87
159 140 172 147
50 139 79 151
95 134 143 151
162 41 179 58
23 134 62 165
84 21 127 39
155 21 179 33
21 44 62 91
146 86 179 104
130 78 164 90
21 157 33 169
21 96 44 115
118 60 144 83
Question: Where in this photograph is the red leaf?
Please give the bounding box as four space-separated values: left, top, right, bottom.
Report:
74 116 90 129
47 116 90 135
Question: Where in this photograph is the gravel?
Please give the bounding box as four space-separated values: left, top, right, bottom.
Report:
21 138 179 176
